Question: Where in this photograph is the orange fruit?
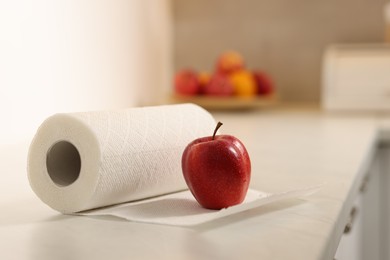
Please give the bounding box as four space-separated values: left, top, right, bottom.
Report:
229 70 257 97
198 72 211 89
216 51 245 75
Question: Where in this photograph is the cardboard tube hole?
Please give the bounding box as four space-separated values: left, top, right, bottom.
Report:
46 141 81 187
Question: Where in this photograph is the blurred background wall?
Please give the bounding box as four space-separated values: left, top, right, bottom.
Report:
1 0 389 144
173 0 388 102
0 0 172 144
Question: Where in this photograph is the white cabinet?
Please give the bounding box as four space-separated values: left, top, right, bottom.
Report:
335 146 390 260
379 147 390 260
322 45 390 111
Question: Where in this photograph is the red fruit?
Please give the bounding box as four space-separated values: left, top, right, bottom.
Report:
216 51 245 75
174 70 201 96
203 73 234 96
252 71 274 95
181 122 251 210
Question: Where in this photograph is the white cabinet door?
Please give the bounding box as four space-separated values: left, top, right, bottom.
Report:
322 45 390 111
379 147 390 260
334 198 364 260
335 149 384 260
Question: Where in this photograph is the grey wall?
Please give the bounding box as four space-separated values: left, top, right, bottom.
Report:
173 0 387 101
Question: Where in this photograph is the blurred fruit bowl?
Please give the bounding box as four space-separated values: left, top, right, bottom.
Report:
172 51 278 110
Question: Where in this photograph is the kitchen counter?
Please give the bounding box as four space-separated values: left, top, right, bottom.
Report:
1 104 389 260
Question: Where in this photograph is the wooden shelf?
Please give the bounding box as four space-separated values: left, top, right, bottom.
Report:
169 93 279 110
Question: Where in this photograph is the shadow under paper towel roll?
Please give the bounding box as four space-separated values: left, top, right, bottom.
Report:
27 104 216 213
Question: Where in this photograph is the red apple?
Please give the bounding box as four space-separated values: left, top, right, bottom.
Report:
181 122 251 210
252 71 274 95
174 69 201 96
216 51 245 75
203 73 234 96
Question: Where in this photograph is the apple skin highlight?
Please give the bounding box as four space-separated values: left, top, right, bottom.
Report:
181 130 251 210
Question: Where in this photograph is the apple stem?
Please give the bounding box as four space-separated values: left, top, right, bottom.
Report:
213 122 223 140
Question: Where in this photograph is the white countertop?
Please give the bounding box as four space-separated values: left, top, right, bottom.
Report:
1 105 389 260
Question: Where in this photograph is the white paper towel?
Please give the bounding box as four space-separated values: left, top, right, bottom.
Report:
28 103 216 213
79 185 322 226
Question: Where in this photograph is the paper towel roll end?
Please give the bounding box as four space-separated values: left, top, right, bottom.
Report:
27 113 102 214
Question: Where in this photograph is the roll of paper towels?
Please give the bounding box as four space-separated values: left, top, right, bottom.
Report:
27 104 216 214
